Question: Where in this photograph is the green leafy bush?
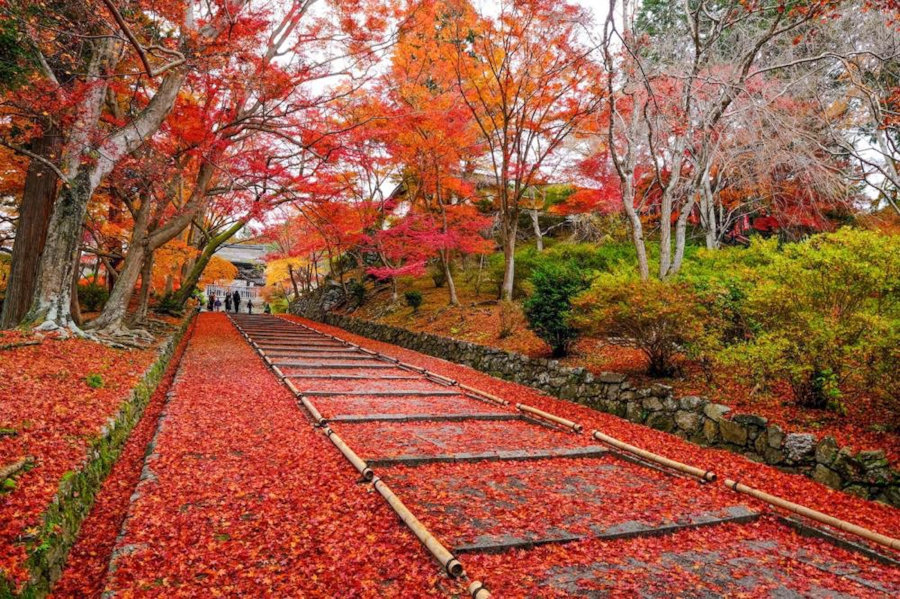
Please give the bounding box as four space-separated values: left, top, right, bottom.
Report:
523 261 591 357
85 373 104 389
487 242 636 299
404 290 423 313
720 229 900 410
347 279 366 307
428 263 446 288
571 272 710 376
77 283 109 312
154 292 184 315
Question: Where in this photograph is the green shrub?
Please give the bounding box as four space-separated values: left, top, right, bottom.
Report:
428 263 446 288
720 229 900 410
486 242 636 299
85 373 104 389
77 283 109 312
571 272 710 376
347 279 366 307
154 292 183 315
680 244 771 347
523 261 591 357
404 290 423 313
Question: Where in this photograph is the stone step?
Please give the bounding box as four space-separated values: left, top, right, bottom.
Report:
367 445 609 468
271 361 392 369
302 389 461 397
453 506 759 554
328 412 523 423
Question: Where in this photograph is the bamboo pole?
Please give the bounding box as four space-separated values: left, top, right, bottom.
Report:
592 431 716 482
284 378 301 395
724 479 900 552
458 384 509 407
324 427 374 481
299 396 326 425
516 404 583 432
424 372 457 386
272 365 285 379
396 360 425 372
372 476 465 578
468 581 491 599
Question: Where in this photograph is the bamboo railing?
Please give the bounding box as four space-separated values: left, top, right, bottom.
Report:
725 479 900 552
592 431 716 482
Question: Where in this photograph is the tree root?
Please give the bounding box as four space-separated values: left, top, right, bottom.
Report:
92 324 156 348
0 340 42 351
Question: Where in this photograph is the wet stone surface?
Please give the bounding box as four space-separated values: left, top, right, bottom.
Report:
539 537 899 597
385 457 755 549
231 315 900 598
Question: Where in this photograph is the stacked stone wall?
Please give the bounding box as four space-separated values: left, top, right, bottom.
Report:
292 301 899 508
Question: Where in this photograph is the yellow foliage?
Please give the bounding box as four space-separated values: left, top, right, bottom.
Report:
0 253 11 295
200 255 239 286
151 240 200 290
265 257 307 287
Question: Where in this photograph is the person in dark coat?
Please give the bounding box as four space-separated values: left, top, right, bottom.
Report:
224 293 232 312
214 296 222 311
233 290 241 313
207 293 215 311
264 302 271 314
247 298 253 314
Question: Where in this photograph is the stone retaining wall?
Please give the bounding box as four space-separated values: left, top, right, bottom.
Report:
1 310 197 598
293 302 899 508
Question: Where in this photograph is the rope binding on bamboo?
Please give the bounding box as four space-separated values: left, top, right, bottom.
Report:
467 580 491 598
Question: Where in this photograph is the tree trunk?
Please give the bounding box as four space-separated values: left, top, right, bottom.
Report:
668 195 697 278
70 249 83 327
441 251 459 306
287 263 301 299
87 193 152 331
133 250 155 324
621 178 649 281
531 208 543 252
23 170 94 331
87 242 147 331
0 127 61 328
500 215 518 301
174 220 244 307
658 189 674 279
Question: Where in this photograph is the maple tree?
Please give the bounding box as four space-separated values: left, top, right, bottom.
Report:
448 0 602 300
0 0 391 337
373 2 491 305
1 0 241 332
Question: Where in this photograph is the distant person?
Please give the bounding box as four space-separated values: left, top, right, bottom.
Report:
247 298 253 314
264 302 271 314
233 290 241 313
224 294 232 312
207 293 214 312
214 296 222 311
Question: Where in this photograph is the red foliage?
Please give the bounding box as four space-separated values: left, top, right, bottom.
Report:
0 332 157 588
100 314 461 595
550 186 621 216
52 318 196 597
